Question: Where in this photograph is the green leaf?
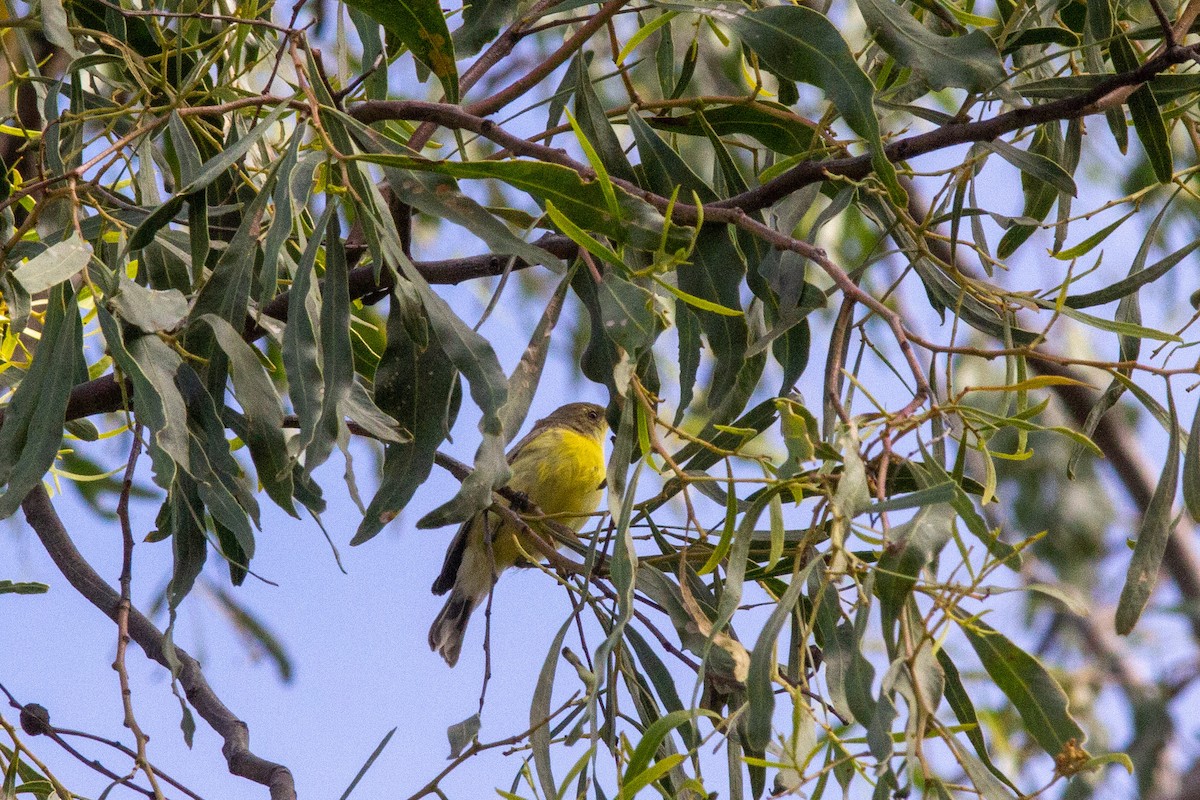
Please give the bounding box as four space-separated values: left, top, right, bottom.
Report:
627 110 715 200
311 211 355 471
353 153 687 253
108 275 189 332
980 139 1077 197
1111 33 1172 183
353 290 460 545
282 205 333 462
856 0 1007 92
646 103 818 157
445 714 480 759
195 315 296 516
960 619 1086 758
97 308 189 488
0 580 49 595
1052 209 1136 261
1032 297 1181 342
1064 235 1200 308
207 581 294 681
338 727 397 800
12 235 92 294
674 304 702 426
163 479 208 609
683 226 749 401
0 283 82 518
343 0 459 103
531 618 574 800
598 272 669 357
452 0 519 56
176 366 259 565
1116 391 1180 634
996 124 1062 258
342 112 567 274
570 56 637 185
875 503 955 649
572 267 625 398
620 709 714 799
718 4 905 205
1185 391 1200 523
746 561 817 750
938 648 1022 793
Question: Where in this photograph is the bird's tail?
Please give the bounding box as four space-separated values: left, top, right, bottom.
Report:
428 589 480 667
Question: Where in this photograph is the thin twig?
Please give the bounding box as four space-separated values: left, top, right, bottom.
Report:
113 424 163 799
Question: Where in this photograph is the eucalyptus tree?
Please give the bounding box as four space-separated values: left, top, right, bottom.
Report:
3 0 1200 798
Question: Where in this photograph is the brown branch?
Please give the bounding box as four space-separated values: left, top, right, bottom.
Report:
21 486 296 800
713 43 1200 214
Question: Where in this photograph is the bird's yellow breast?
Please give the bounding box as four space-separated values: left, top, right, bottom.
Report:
487 426 606 569
508 427 606 519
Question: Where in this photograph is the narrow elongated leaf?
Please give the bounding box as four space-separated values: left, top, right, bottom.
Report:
627 110 715 201
647 103 818 156
717 5 905 205
0 284 81 518
11 235 91 294
1065 236 1200 308
961 620 1086 758
310 212 355 471
353 153 688 253
746 561 817 750
1117 392 1180 634
856 0 1007 92
683 227 749 400
571 55 637 184
353 289 460 545
1185 394 1200 523
338 727 397 800
283 205 333 461
0 580 49 595
531 618 574 800
176 366 259 561
196 315 296 516
97 308 189 487
621 710 714 799
164 479 208 608
343 116 565 272
980 139 1076 197
343 0 459 102
1111 34 1172 183
996 124 1061 258
875 503 955 650
938 648 1022 792
674 304 702 425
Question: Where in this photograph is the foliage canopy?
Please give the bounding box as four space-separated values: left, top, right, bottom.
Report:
4 0 1200 798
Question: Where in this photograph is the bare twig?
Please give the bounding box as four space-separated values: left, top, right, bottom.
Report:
113 425 163 799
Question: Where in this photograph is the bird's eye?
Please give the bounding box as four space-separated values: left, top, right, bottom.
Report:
588 409 599 420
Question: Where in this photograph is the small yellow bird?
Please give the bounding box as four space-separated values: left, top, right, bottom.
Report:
429 402 608 666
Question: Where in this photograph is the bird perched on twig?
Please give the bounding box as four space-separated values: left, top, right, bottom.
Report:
429 402 608 667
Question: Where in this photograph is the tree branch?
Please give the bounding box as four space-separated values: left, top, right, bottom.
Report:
20 485 296 800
